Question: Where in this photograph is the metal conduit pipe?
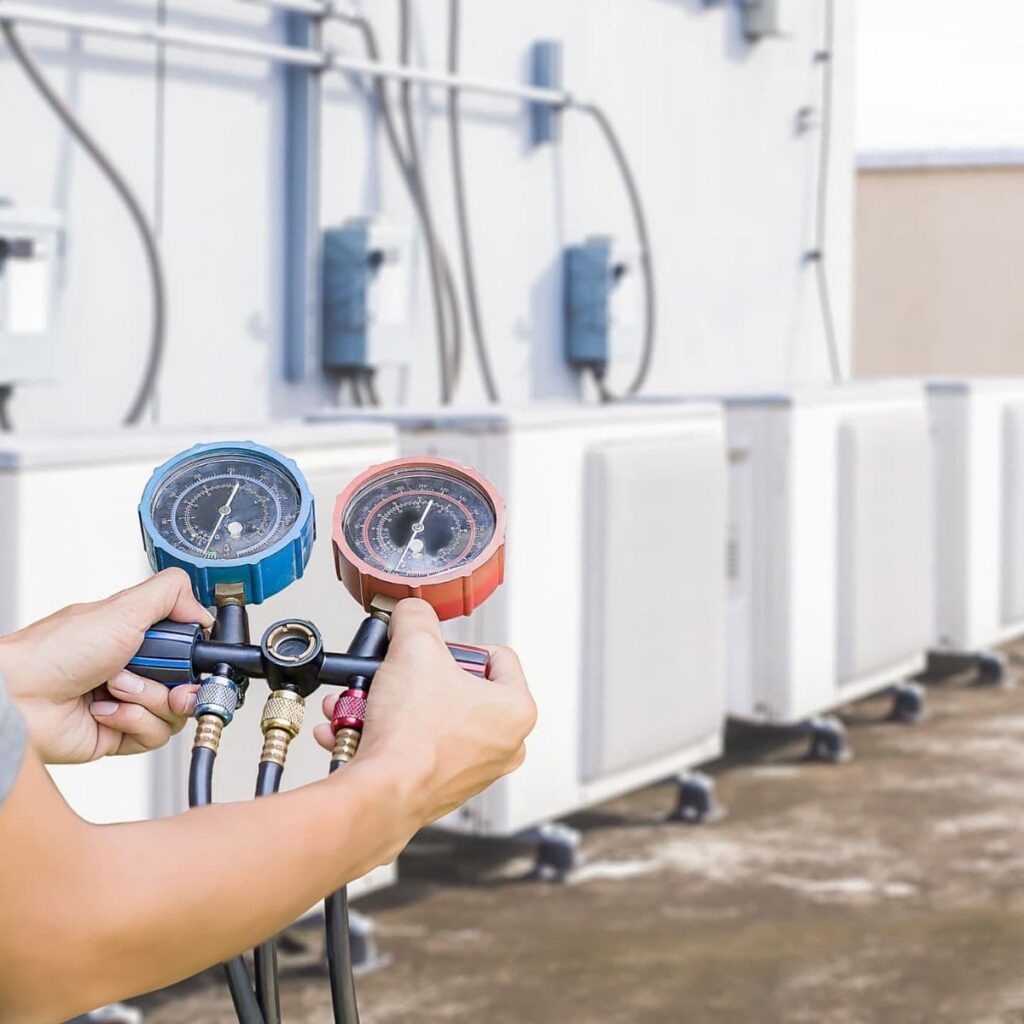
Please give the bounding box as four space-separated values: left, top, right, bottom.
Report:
0 2 574 107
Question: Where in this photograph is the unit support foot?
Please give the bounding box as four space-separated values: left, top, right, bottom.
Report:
521 822 581 882
976 651 1008 687
889 681 927 724
927 649 1009 686
348 908 389 974
669 770 725 824
803 715 852 763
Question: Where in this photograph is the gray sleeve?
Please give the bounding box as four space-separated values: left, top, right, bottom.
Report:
0 674 27 805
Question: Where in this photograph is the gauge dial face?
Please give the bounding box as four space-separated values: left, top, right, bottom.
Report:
150 452 303 562
342 466 496 579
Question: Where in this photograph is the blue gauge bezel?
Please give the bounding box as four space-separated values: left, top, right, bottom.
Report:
138 440 316 607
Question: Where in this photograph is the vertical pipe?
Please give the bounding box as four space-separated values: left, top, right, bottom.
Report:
283 10 323 380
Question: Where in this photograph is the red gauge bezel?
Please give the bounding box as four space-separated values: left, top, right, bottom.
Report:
332 456 507 621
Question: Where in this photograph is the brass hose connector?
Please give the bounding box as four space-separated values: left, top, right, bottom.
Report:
259 689 305 767
193 713 225 754
332 727 361 764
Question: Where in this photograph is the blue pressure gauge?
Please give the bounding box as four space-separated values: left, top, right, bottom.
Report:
138 441 316 607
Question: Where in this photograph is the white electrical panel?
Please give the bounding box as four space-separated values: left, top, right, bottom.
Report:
0 422 400 899
928 380 1024 653
725 384 931 725
312 403 728 835
0 204 61 385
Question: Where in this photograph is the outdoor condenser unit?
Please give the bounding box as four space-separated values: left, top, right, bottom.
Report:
313 404 729 837
0 422 399 899
724 384 932 735
927 379 1024 678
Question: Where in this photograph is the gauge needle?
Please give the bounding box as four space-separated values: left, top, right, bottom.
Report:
394 499 433 572
203 482 240 555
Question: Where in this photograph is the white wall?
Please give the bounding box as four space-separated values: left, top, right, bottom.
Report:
857 0 1024 154
0 0 855 430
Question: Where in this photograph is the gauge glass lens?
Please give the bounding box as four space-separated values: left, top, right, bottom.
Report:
151 452 302 561
342 467 496 579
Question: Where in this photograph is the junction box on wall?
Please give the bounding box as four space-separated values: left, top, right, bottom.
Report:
0 204 61 386
321 218 412 374
564 236 644 373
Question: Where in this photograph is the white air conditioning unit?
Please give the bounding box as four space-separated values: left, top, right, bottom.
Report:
313 404 729 837
724 384 932 730
0 421 399 899
927 379 1024 675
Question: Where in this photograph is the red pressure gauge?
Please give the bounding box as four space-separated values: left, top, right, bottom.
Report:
332 456 506 621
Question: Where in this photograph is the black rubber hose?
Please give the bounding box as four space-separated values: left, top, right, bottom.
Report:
573 102 656 400
188 745 215 808
324 615 390 1024
325 761 360 1024
446 0 499 403
813 0 842 383
253 760 285 1024
189 745 265 1024
1 22 166 426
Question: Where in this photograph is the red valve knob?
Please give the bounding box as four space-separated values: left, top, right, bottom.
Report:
331 688 368 734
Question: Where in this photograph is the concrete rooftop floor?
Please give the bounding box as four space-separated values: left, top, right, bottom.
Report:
140 645 1024 1023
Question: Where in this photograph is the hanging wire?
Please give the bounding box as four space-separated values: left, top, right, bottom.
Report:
811 0 843 384
573 102 656 400
1 22 167 426
446 0 499 402
397 0 461 403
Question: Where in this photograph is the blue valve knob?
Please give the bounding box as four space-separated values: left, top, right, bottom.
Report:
127 620 203 686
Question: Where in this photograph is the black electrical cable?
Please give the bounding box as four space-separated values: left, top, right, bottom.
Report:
1 23 167 426
397 0 462 404
188 744 265 1024
812 0 843 384
362 370 381 408
253 760 285 1024
446 0 500 403
325 761 360 1024
337 14 462 407
573 102 656 401
0 385 13 432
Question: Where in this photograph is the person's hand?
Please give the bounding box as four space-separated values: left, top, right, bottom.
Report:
0 569 215 764
315 598 536 828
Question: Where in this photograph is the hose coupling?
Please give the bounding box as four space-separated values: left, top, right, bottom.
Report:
193 713 225 754
260 689 305 766
195 674 240 724
332 727 361 764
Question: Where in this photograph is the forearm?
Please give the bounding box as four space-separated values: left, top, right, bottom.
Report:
0 751 418 1023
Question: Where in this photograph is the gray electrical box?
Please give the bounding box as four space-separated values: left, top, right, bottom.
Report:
741 0 796 40
0 204 61 385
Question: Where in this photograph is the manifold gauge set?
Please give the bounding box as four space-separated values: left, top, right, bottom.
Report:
128 440 507 1024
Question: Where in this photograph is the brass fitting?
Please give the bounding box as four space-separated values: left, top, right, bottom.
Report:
369 593 398 622
214 581 247 608
331 727 361 764
259 690 305 766
193 713 225 753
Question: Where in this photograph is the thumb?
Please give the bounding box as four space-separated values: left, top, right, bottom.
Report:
386 598 447 662
112 569 215 631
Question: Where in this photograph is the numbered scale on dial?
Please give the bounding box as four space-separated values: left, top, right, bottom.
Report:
139 441 316 606
333 457 506 621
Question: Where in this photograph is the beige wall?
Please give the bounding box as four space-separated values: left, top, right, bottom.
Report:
855 166 1024 376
